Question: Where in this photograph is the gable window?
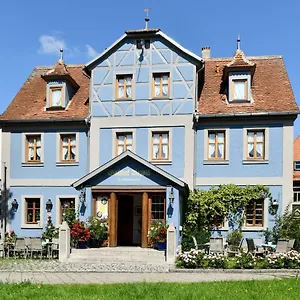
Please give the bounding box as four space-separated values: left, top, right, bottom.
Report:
60 134 76 161
152 132 169 160
50 87 63 107
26 198 41 224
245 199 264 227
116 132 132 155
247 130 265 159
295 161 300 171
60 198 75 224
116 75 132 99
208 131 225 160
153 73 169 98
232 79 248 100
26 135 41 162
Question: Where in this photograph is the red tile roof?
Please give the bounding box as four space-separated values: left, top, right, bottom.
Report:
294 136 300 181
198 56 298 115
0 64 89 121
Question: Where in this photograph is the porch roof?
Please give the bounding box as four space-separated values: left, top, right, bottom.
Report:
71 150 187 189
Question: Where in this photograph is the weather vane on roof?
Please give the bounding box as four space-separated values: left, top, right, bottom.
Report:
59 48 64 62
144 8 150 30
237 34 241 50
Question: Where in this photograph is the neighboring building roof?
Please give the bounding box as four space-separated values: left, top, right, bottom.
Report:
0 64 89 121
85 29 204 70
294 135 300 181
198 56 299 116
72 150 187 189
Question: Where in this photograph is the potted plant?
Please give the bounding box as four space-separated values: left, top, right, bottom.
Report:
148 220 168 250
42 214 59 242
70 221 91 249
87 216 108 248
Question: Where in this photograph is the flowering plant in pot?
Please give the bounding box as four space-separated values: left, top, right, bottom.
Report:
70 221 91 248
148 220 168 250
87 216 108 248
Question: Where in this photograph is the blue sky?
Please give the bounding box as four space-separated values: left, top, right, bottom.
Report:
0 0 299 135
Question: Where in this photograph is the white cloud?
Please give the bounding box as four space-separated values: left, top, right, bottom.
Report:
38 35 66 55
86 44 99 59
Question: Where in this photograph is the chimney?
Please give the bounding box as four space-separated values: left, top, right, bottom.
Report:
201 47 211 59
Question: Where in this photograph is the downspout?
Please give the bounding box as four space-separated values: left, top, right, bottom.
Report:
193 62 205 190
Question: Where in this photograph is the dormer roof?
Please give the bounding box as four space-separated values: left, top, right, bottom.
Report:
0 64 89 121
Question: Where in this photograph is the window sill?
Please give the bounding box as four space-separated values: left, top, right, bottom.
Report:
242 226 266 231
151 97 171 100
203 160 229 165
21 224 43 229
22 162 44 167
242 159 269 165
115 98 132 101
46 106 65 111
151 160 172 165
228 99 251 104
56 162 79 166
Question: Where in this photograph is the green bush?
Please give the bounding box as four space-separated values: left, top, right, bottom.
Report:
227 229 243 250
234 253 256 269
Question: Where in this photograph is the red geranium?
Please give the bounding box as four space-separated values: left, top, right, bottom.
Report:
70 221 91 242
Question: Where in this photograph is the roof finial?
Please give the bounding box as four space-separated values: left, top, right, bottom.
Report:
237 34 241 50
144 8 150 30
59 48 64 62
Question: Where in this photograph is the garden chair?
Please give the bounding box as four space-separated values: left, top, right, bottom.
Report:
24 237 31 258
287 239 295 252
209 237 224 254
13 238 27 259
227 238 244 257
29 237 46 259
246 238 264 256
51 238 59 259
275 239 289 253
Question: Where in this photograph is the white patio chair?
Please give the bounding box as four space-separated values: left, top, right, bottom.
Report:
287 239 295 251
209 237 224 254
29 237 46 259
13 238 27 259
275 239 289 253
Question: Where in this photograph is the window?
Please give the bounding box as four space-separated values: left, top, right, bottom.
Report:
245 199 264 227
150 195 165 221
136 39 150 49
247 130 265 159
116 133 132 155
294 187 300 202
60 134 76 161
153 73 169 98
295 161 300 171
116 75 132 99
60 198 75 224
50 87 63 107
26 198 40 224
211 215 224 228
152 132 169 160
26 135 41 162
208 131 225 160
232 79 248 100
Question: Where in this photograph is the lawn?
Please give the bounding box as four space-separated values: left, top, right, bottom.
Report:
0 279 299 300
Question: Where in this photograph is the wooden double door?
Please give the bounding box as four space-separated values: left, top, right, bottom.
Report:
108 192 165 248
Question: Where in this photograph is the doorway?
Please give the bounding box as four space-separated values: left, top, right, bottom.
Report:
117 195 134 246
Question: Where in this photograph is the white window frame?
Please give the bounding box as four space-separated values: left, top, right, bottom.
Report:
21 195 44 229
294 161 300 171
22 133 44 166
228 72 251 102
114 72 135 100
203 128 229 164
112 129 136 157
55 195 79 227
242 198 268 231
243 127 269 164
46 82 66 108
56 132 79 166
148 128 172 164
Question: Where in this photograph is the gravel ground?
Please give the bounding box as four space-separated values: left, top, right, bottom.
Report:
0 259 169 273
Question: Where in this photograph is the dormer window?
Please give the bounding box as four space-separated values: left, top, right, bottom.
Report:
228 72 251 102
50 87 63 107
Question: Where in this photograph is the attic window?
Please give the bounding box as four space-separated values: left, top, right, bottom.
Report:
50 87 63 107
136 39 150 49
295 161 300 171
228 73 251 102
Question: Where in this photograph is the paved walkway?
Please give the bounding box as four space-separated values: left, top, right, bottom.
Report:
0 271 296 284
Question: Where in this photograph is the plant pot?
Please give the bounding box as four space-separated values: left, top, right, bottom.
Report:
89 238 101 248
154 241 166 251
77 240 88 249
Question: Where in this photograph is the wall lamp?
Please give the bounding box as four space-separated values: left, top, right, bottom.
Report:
46 199 53 212
12 199 19 213
271 199 279 210
79 188 86 204
169 187 175 205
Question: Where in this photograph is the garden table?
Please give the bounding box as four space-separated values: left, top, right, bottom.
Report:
257 243 276 255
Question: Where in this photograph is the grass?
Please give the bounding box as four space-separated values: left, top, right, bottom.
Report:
0 279 300 300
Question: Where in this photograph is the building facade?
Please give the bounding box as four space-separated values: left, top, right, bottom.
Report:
0 27 298 247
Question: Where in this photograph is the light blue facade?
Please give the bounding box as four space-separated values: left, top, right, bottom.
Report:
1 28 296 249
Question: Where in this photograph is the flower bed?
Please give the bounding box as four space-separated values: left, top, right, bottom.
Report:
176 249 300 269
